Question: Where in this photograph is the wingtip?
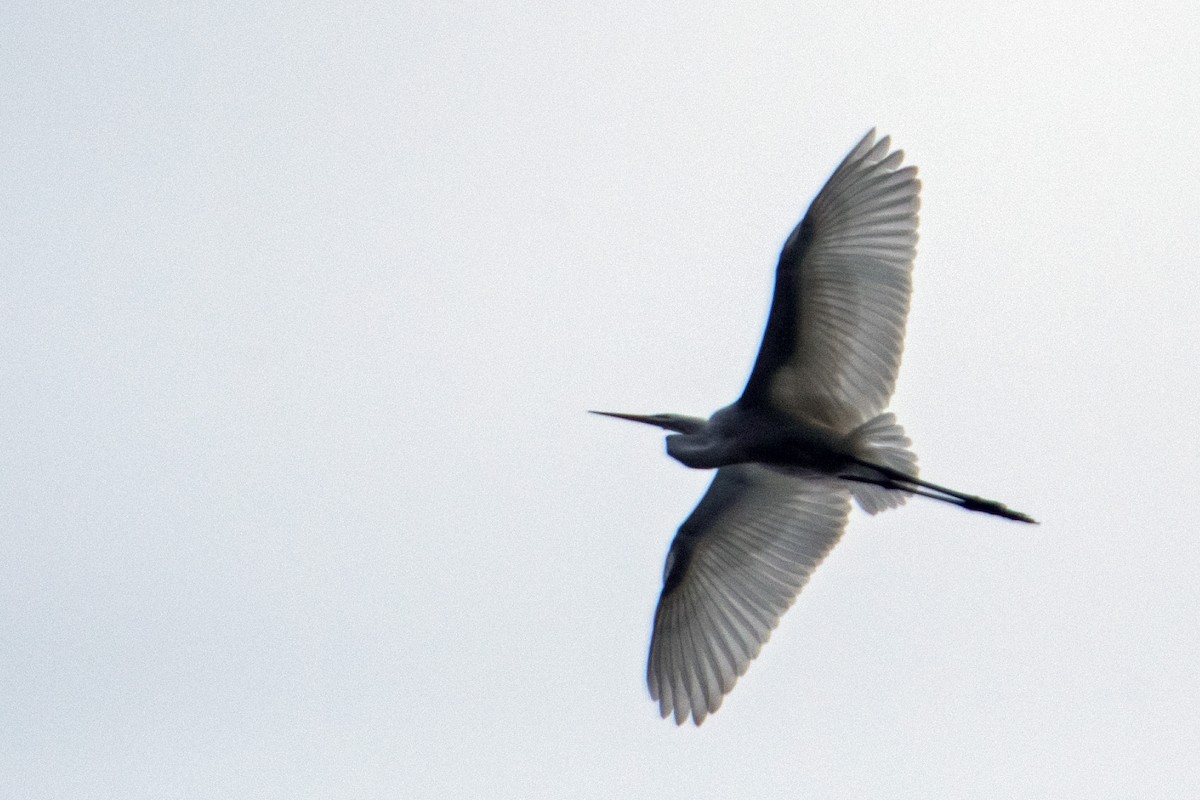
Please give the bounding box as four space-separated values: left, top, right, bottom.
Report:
856 127 878 152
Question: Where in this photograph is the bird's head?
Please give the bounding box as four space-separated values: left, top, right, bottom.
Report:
589 410 707 435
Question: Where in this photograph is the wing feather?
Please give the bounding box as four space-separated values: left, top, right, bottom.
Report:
740 130 920 431
647 465 852 725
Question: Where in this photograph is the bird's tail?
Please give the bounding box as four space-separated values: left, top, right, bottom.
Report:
843 413 918 515
842 413 1036 524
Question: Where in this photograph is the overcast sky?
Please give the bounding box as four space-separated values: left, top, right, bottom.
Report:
4 2 1199 798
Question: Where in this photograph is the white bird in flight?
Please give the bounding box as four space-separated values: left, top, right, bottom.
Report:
594 130 1035 726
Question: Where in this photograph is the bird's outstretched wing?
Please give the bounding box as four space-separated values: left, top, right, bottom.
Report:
739 130 920 432
647 465 852 725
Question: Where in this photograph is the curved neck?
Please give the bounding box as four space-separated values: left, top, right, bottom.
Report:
666 431 737 469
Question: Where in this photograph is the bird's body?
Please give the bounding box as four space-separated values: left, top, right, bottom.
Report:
595 130 1034 726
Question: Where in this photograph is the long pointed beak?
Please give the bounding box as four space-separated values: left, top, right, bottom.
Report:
589 410 663 428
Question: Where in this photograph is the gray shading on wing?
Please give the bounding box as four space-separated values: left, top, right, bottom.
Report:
739 130 920 431
647 465 852 725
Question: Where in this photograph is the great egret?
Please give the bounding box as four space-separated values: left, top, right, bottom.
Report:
594 130 1035 726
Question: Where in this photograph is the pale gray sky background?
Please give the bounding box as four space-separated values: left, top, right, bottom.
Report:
3 2 1199 798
